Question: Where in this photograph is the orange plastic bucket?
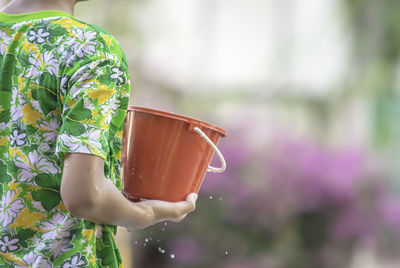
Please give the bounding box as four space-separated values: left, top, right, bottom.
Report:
121 106 227 202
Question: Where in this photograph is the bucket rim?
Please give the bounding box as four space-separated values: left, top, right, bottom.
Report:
128 106 227 137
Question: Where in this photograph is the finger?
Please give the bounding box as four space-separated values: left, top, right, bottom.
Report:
155 198 196 221
171 213 188 223
186 193 198 203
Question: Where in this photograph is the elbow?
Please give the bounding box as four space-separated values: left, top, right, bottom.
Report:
61 187 99 218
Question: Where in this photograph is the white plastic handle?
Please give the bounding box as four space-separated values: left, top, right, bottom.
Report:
194 127 226 173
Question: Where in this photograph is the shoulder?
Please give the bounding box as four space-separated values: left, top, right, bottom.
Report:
48 16 127 66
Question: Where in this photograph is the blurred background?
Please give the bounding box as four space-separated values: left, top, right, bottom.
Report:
3 0 400 267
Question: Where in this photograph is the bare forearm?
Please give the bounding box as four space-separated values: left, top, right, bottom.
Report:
61 153 196 230
81 178 151 229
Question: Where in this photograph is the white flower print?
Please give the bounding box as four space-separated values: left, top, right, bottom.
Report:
39 118 60 141
59 46 78 68
15 150 59 181
0 191 25 227
95 67 105 76
41 212 77 240
10 129 27 147
68 28 98 58
15 251 53 268
82 245 93 255
11 104 23 121
10 87 25 121
101 98 120 116
27 27 50 44
26 51 59 78
110 67 125 84
60 76 69 95
82 98 95 110
49 238 74 259
69 79 95 99
0 235 19 252
30 237 46 253
31 99 43 114
31 200 46 212
37 143 50 153
101 98 120 125
61 252 88 268
59 129 103 155
0 30 12 55
0 122 9 131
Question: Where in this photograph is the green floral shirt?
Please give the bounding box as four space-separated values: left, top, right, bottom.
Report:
0 10 130 267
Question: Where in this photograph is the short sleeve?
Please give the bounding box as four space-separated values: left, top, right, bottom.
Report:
55 53 130 160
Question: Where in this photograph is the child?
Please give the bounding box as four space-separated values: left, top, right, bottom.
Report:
0 0 197 266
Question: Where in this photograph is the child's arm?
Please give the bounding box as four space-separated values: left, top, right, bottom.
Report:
60 153 197 230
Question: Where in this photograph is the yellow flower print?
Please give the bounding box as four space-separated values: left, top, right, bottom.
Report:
24 90 33 99
8 181 18 191
25 192 33 201
9 148 29 165
116 129 123 139
21 41 38 53
101 33 113 48
87 85 116 105
10 208 45 229
82 229 94 241
57 202 66 211
13 32 23 42
53 18 87 30
91 109 99 119
21 104 42 126
54 108 61 116
90 255 97 266
67 99 77 108
0 136 7 146
0 27 12 36
17 75 26 90
0 253 24 266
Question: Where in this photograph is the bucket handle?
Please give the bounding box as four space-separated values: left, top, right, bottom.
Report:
194 127 226 173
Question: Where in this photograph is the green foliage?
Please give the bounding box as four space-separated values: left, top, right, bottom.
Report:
32 189 61 212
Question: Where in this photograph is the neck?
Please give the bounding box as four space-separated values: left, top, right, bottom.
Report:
1 0 76 15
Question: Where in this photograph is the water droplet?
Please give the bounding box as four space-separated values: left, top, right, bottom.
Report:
144 243 147 247
164 222 168 226
209 196 213 199
219 197 222 201
158 247 166 254
145 238 149 242
134 241 138 245
225 251 228 255
162 228 165 231
170 254 175 259
157 239 160 242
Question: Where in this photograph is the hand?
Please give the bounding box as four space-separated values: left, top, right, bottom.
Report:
130 193 198 231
